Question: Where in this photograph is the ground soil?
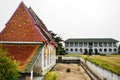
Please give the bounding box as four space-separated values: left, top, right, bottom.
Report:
52 63 91 80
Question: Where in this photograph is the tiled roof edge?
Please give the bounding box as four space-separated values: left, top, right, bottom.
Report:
65 38 119 42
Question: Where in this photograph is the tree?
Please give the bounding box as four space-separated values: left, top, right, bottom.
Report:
49 31 65 55
0 47 19 80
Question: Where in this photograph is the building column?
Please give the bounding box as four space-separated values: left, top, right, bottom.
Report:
45 45 48 66
30 70 33 80
47 45 50 65
52 46 55 63
45 45 47 67
50 45 52 63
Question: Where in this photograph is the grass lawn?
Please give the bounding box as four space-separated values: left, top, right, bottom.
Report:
62 54 120 75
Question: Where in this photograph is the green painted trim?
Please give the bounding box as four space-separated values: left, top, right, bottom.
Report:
21 43 44 73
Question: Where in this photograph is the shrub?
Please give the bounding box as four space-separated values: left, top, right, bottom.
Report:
45 71 57 80
0 48 19 80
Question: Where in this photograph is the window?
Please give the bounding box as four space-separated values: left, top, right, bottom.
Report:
79 42 83 47
89 49 93 53
114 48 117 52
65 43 69 47
108 42 112 47
75 48 78 52
66 48 69 51
88 42 93 48
94 42 97 47
70 48 73 52
103 42 107 47
104 49 107 52
94 49 98 54
84 49 88 53
75 42 78 47
84 42 87 47
109 49 112 52
113 43 117 47
99 42 102 47
70 42 73 47
99 48 102 52
80 49 82 53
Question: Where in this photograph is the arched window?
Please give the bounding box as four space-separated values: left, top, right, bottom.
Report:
94 49 98 54
109 49 112 52
80 49 82 53
70 48 73 52
114 49 117 52
99 48 102 52
75 48 78 52
89 49 93 53
104 49 107 52
84 49 88 53
66 48 69 51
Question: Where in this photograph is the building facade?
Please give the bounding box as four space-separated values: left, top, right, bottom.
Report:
65 38 119 54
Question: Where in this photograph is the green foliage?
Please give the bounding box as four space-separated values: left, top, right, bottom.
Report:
45 71 57 80
0 48 19 80
49 31 65 55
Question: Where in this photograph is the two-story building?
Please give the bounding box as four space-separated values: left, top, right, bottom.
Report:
65 38 119 54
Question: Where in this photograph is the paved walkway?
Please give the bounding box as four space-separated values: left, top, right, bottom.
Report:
52 63 91 80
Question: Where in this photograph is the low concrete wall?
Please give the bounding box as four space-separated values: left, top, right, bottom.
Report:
80 57 120 80
56 56 80 63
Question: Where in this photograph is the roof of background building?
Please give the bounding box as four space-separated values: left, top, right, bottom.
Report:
65 38 119 43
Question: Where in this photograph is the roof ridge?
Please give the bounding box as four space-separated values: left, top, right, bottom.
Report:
28 7 48 31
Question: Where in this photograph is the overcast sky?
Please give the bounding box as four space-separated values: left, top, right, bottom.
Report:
0 0 120 41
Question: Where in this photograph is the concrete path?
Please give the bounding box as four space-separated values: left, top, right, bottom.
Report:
52 63 91 80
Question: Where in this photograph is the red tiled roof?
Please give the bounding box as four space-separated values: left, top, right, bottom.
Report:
0 2 46 42
2 44 40 71
28 7 57 47
0 2 57 46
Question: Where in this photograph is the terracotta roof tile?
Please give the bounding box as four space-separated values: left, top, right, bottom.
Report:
0 2 57 46
0 2 46 42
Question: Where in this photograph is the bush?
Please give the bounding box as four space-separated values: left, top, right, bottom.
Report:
0 48 19 80
45 71 57 80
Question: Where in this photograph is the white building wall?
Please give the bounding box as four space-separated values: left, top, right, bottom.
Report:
33 44 56 75
65 42 118 54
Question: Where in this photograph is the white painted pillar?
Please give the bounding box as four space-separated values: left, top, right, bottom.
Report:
42 48 44 71
49 45 51 63
49 45 51 65
47 45 50 65
44 47 46 67
45 46 47 67
51 46 54 62
51 45 53 63
30 69 33 80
